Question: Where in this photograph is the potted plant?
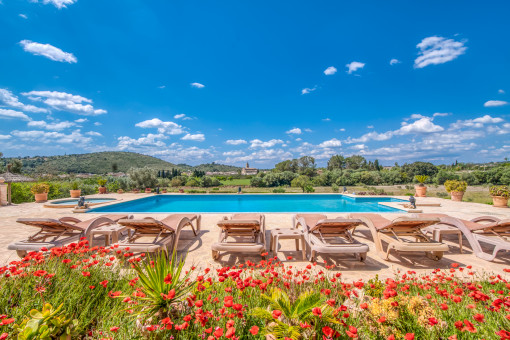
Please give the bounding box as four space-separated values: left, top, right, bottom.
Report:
145 187 152 194
179 188 184 193
117 189 124 194
132 188 140 193
70 181 81 198
97 178 107 194
444 180 467 201
161 188 167 193
414 175 429 197
489 185 509 208
30 182 50 203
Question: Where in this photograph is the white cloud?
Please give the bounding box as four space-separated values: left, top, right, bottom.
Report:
499 89 505 94
11 129 92 144
94 122 102 126
174 113 192 120
27 120 75 130
414 36 467 68
322 118 331 122
346 61 365 74
318 138 342 148
135 118 185 135
19 14 28 19
75 118 87 123
250 139 284 148
152 146 214 162
323 66 337 75
22 90 106 116
223 148 292 164
301 87 316 95
0 108 30 121
286 127 302 134
222 150 244 156
347 131 394 143
85 131 102 136
451 115 504 129
37 0 77 9
484 100 508 107
397 117 444 134
433 112 450 117
158 85 166 89
367 125 374 129
225 139 247 145
181 133 205 142
0 88 48 113
190 82 205 88
0 135 12 140
117 133 167 150
389 59 400 65
339 128 345 132
20 40 77 63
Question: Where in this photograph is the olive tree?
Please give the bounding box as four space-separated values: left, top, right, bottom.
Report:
128 167 158 189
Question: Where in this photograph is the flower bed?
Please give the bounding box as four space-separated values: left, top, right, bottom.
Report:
0 242 509 339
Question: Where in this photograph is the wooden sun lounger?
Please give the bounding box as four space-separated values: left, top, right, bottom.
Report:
293 214 369 262
8 214 129 257
414 213 510 261
349 213 448 261
211 214 266 260
115 214 200 254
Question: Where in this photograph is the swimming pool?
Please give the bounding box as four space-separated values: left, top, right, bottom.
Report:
88 194 405 213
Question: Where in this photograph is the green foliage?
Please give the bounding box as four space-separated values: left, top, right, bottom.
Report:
444 180 468 193
345 155 366 170
14 303 79 340
186 177 201 187
272 187 286 193
201 176 221 187
97 178 108 187
291 175 312 193
70 181 80 190
490 185 509 198
9 159 23 174
434 170 459 185
128 167 158 189
402 161 438 178
331 183 339 192
170 176 187 187
131 252 195 317
365 274 385 298
30 182 50 194
327 155 345 171
414 175 429 185
251 288 339 340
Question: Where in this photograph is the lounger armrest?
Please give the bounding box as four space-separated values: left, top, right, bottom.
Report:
217 219 261 226
471 216 501 223
82 217 116 237
59 217 82 224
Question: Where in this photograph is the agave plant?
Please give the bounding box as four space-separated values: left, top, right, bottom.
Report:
129 251 195 318
251 288 339 340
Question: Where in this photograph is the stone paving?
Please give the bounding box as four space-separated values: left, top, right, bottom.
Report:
1 193 509 280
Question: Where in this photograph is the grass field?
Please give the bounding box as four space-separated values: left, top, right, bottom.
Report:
220 178 251 186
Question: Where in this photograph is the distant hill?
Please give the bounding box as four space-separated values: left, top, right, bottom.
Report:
2 152 241 175
4 152 180 174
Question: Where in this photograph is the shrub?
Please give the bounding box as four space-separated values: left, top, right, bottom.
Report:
272 187 285 193
331 183 339 193
489 185 509 198
186 177 201 187
128 167 158 189
70 181 80 190
30 182 50 194
170 176 186 187
97 178 107 187
291 175 312 193
444 180 468 193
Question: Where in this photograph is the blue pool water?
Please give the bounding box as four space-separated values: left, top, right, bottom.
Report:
88 194 405 213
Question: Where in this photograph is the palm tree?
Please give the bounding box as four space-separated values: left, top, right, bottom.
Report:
251 288 339 340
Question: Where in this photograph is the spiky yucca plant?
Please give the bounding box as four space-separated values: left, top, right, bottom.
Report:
251 288 339 340
130 251 195 318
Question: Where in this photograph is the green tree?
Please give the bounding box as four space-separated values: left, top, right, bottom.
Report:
402 161 438 178
345 155 366 170
291 175 312 192
327 155 345 171
298 156 316 177
275 159 298 173
128 167 158 188
10 159 23 174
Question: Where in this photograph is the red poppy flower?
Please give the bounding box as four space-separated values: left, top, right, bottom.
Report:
312 307 322 317
164 273 172 284
404 334 414 340
360 303 368 309
272 310 282 319
473 314 484 322
346 326 358 338
213 327 223 338
249 326 259 335
110 326 119 332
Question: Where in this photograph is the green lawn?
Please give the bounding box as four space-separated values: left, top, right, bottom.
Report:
220 178 251 186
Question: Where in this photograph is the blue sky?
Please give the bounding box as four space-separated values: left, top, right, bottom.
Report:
0 0 509 167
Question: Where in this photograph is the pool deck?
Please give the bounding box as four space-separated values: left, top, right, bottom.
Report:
1 193 510 280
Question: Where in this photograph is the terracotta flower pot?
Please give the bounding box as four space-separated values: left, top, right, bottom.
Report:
132 189 140 194
450 191 464 202
34 193 48 203
162 189 167 193
492 196 509 208
145 188 152 194
415 185 427 197
117 189 124 194
98 186 107 194
179 189 184 193
70 189 81 198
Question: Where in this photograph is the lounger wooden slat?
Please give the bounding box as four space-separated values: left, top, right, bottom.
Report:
293 214 369 262
350 213 448 261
